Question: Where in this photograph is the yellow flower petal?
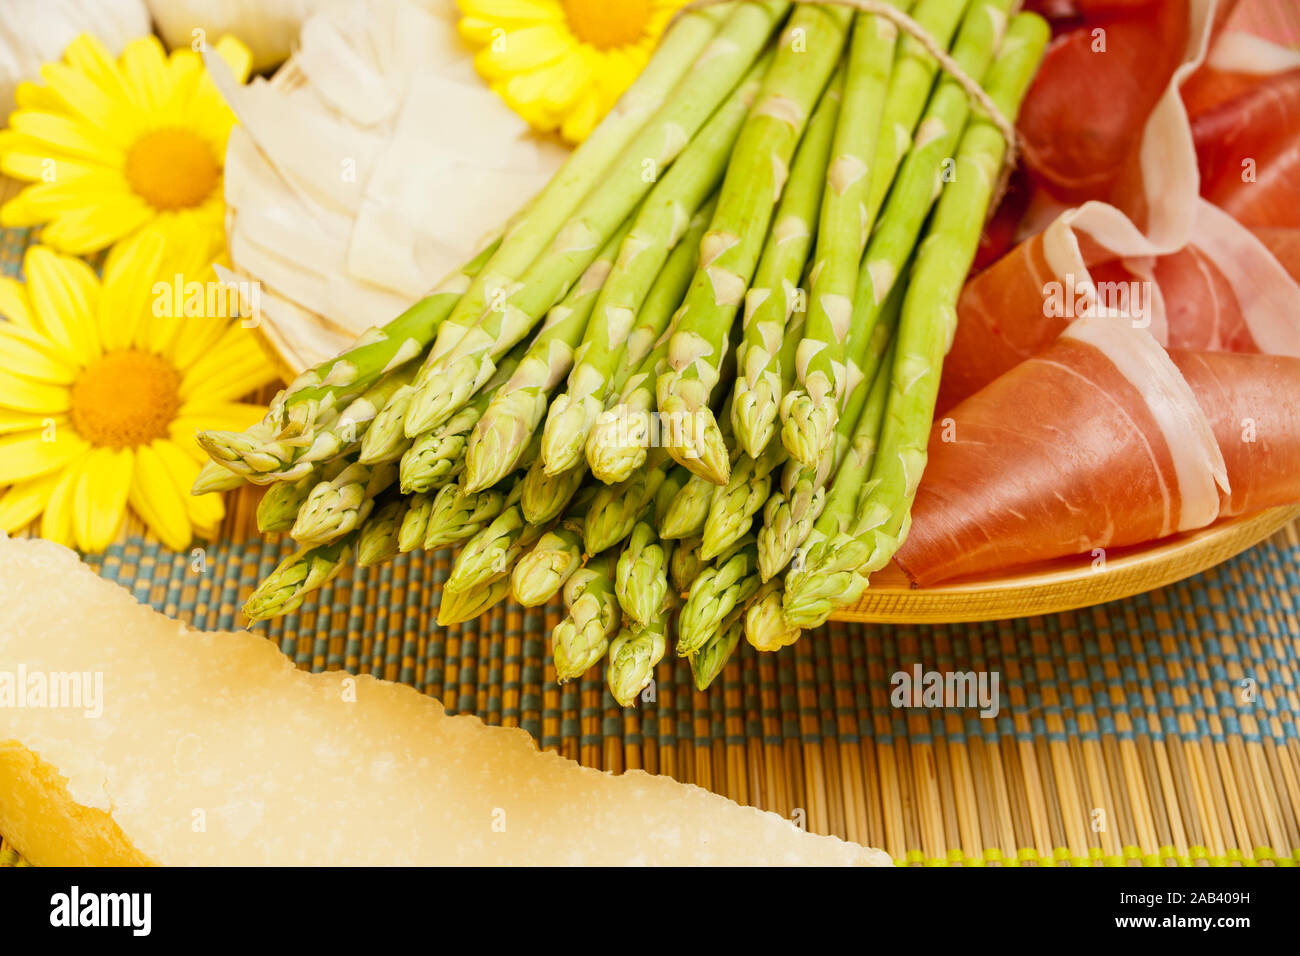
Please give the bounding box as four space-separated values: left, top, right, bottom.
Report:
0 277 36 328
39 61 135 139
167 313 233 371
0 323 78 384
14 78 64 113
23 246 101 362
174 400 267 436
213 36 254 85
0 372 70 415
0 410 55 436
129 440 192 551
7 111 125 166
539 51 591 112
0 147 117 184
458 0 562 23
62 34 133 109
36 197 156 256
474 24 573 79
1 32 243 261
179 329 275 402
98 229 167 352
40 454 86 548
74 446 133 552
561 87 602 143
120 35 171 113
0 424 88 484
0 468 65 535
0 470 63 534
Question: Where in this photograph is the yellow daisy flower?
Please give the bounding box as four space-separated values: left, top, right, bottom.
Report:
458 0 688 143
0 237 275 553
0 32 251 257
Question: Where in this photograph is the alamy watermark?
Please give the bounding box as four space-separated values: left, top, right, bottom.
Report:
152 273 261 328
1043 273 1152 328
0 664 103 718
890 664 1000 718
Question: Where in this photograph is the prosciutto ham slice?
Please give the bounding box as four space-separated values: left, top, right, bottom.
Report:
1017 0 1193 203
940 199 1300 411
1170 349 1300 517
896 319 1232 586
1192 66 1300 228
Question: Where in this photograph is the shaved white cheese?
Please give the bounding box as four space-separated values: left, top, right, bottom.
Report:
216 0 570 375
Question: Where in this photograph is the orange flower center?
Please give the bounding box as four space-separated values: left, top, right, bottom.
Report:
562 0 653 50
124 128 220 211
70 351 182 449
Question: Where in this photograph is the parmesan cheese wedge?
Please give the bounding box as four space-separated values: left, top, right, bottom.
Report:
0 537 889 866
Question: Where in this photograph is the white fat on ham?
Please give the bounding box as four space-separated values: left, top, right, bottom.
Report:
1207 29 1300 75
1185 199 1300 357
1016 0 1220 347
1062 318 1229 535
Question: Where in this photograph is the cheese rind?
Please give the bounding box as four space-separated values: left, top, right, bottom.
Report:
0 537 889 866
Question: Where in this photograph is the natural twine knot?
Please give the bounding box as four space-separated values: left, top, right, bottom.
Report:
667 0 1025 213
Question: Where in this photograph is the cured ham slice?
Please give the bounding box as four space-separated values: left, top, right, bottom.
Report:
1017 0 1191 203
1192 66 1300 228
941 199 1300 411
896 319 1229 586
1170 349 1300 517
1182 28 1300 117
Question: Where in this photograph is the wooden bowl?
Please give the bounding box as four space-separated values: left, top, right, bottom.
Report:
830 504 1300 625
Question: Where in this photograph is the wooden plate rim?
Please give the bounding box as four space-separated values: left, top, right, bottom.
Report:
831 504 1300 625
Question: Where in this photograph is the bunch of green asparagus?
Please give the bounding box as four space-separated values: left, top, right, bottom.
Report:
194 0 1048 705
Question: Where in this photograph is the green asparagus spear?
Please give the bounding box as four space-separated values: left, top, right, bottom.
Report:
463 220 633 491
758 267 905 580
291 461 396 545
511 520 585 607
552 552 620 682
243 534 355 621
539 55 770 477
615 520 672 628
678 537 760 656
437 575 511 627
357 496 405 569
423 480 509 551
744 579 801 651
445 504 547 594
781 4 906 468
657 5 852 484
405 3 788 438
191 460 246 495
729 62 842 460
660 468 715 540
690 606 744 691
608 616 670 706
519 456 586 526
413 5 729 379
398 492 435 554
780 339 896 627
256 458 345 533
669 534 707 595
855 11 1049 577
583 452 669 554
